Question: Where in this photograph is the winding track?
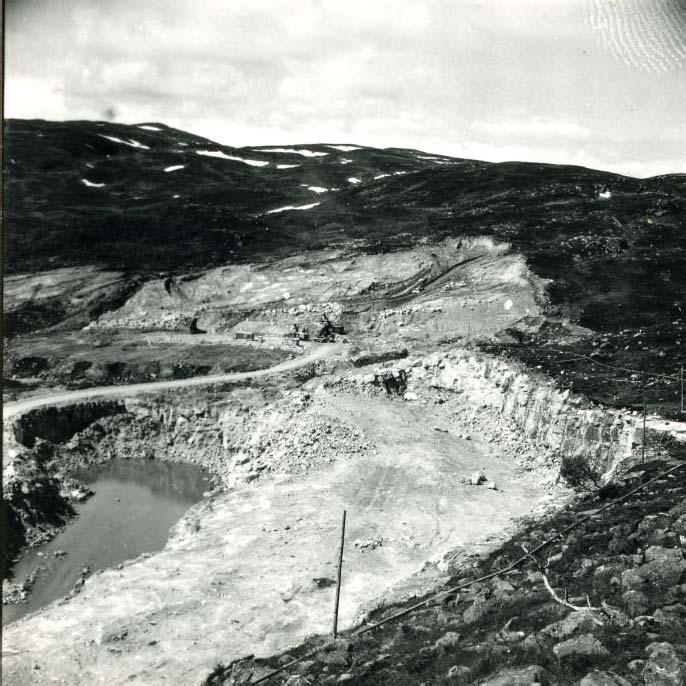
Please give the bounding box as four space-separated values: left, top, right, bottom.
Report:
3 343 341 421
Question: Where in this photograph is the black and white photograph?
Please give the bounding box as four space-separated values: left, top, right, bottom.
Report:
2 1 686 684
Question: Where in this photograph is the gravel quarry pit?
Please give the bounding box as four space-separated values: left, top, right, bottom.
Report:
4 234 672 686
2 347 568 686
85 237 543 346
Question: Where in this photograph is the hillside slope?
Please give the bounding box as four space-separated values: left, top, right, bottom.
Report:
4 119 685 338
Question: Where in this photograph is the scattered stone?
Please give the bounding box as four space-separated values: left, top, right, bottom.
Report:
353 536 383 550
470 471 486 486
312 577 336 589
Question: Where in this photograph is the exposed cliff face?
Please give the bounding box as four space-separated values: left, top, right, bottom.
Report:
2 438 76 571
353 349 646 478
425 351 641 475
55 386 374 490
13 401 127 448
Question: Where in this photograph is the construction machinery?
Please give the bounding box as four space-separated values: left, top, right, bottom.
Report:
290 324 311 343
315 314 345 342
189 317 206 335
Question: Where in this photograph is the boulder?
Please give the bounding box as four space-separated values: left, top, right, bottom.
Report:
600 602 630 628
481 665 550 685
593 562 628 591
653 604 686 632
621 559 686 591
432 631 461 654
638 514 673 538
643 642 686 686
317 650 350 668
644 546 684 563
622 589 651 617
540 611 598 641
491 578 516 599
446 664 471 682
553 633 610 659
578 671 631 686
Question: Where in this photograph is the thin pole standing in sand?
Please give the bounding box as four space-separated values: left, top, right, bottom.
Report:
642 385 647 464
332 510 347 638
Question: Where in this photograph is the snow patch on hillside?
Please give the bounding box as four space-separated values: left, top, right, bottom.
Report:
276 164 300 169
327 145 361 152
196 150 269 167
265 202 321 215
340 159 353 165
82 179 106 188
300 185 328 193
347 177 362 184
164 165 186 173
374 173 390 180
256 147 328 158
98 134 150 150
138 125 162 131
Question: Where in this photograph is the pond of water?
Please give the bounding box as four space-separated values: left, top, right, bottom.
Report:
3 459 210 625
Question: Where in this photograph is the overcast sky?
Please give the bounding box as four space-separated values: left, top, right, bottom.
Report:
6 0 686 177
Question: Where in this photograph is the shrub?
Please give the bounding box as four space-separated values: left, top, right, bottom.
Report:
559 454 602 490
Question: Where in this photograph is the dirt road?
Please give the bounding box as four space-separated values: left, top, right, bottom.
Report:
3 343 340 420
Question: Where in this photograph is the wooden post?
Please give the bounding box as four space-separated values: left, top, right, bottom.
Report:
642 387 648 462
332 510 347 639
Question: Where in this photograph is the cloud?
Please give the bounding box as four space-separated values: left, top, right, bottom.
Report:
5 0 686 176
